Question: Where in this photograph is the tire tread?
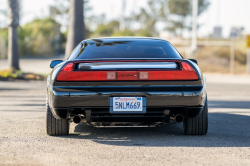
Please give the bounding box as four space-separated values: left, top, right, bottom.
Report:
183 99 208 135
46 101 69 136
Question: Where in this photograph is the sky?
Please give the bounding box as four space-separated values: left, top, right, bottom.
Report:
0 0 250 38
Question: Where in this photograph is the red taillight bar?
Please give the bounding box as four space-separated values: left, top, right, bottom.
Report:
56 62 199 81
57 62 114 81
139 70 198 81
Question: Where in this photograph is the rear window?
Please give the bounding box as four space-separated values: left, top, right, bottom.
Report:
68 39 183 60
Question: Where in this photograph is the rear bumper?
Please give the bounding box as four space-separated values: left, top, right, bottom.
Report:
51 89 204 106
50 89 205 120
52 106 203 122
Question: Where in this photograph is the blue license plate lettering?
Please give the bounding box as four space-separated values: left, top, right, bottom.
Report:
115 102 118 109
113 97 143 112
130 102 133 109
134 102 137 109
137 102 140 108
126 102 129 109
119 102 123 109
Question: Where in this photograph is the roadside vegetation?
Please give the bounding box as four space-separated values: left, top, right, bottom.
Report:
0 0 209 58
1 0 247 74
189 37 247 74
0 69 45 81
195 45 247 74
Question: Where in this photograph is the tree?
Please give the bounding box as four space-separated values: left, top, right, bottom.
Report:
92 20 119 37
135 0 167 36
49 0 70 34
167 0 210 36
18 18 63 57
91 20 152 38
65 0 85 59
112 29 135 37
8 0 20 70
1 18 65 58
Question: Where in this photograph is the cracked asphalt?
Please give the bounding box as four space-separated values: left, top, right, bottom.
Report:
0 74 250 166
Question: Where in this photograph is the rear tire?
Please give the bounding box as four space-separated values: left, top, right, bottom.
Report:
46 101 69 136
183 99 208 135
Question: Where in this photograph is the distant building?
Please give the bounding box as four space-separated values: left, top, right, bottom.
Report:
213 26 222 38
229 27 244 38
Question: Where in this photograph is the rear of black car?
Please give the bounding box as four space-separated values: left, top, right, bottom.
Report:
46 38 208 136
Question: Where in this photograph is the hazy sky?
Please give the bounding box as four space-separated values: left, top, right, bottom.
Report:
0 0 249 38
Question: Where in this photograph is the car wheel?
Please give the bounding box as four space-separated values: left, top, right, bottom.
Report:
183 98 208 135
46 101 69 136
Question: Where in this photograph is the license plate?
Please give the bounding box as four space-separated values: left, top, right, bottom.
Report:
113 97 143 112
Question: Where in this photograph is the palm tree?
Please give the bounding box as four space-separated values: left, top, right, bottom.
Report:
65 0 85 59
8 0 20 70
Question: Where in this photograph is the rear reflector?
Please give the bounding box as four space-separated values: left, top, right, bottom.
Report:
56 61 199 81
107 72 116 80
139 72 149 80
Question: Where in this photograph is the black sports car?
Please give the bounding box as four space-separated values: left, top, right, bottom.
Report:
46 37 208 136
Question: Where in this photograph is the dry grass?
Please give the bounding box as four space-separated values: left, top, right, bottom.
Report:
194 46 247 74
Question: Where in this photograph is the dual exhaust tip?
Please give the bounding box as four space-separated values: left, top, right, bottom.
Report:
73 110 92 124
170 114 184 123
73 115 83 124
175 114 184 123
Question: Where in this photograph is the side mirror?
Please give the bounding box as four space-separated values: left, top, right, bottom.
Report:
189 59 198 65
50 60 63 68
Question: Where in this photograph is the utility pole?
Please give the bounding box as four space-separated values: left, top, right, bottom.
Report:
55 24 60 56
65 0 85 59
230 38 235 74
247 49 250 75
246 35 250 74
190 0 198 58
8 0 20 70
119 0 126 31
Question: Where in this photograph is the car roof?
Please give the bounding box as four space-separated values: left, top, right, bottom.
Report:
85 37 168 43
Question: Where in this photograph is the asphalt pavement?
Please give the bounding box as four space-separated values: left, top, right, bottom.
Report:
0 74 249 166
0 57 62 74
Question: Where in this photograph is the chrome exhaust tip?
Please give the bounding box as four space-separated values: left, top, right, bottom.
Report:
73 115 82 124
175 114 184 123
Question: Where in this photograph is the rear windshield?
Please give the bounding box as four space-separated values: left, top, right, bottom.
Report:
67 39 183 60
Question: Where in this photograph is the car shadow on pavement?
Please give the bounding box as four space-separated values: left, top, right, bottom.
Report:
208 100 250 109
60 112 250 148
0 88 27 91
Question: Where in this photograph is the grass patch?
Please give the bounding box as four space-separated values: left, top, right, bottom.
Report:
0 69 45 81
